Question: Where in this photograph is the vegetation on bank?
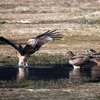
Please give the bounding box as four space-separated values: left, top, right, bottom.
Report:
0 53 68 67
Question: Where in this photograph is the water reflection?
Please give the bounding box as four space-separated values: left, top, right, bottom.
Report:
0 65 100 81
69 67 91 79
16 67 70 81
91 65 100 78
17 68 25 81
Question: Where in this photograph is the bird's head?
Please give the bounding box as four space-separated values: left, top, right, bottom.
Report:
87 49 97 55
87 49 95 52
68 51 75 58
18 56 26 66
16 51 28 67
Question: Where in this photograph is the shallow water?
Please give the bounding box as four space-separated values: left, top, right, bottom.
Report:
0 65 100 81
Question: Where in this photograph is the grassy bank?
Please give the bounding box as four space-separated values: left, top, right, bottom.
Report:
0 79 100 100
0 53 68 67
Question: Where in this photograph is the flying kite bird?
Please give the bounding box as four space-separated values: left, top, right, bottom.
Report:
0 30 62 67
68 51 92 68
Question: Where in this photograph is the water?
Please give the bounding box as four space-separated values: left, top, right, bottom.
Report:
0 65 100 81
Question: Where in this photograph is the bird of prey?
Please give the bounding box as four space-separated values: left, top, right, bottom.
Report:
0 30 62 67
68 51 92 68
87 49 100 65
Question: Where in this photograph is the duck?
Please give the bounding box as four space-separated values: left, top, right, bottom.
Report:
87 49 100 65
68 51 92 68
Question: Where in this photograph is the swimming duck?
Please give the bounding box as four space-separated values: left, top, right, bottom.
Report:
68 51 92 68
87 49 100 65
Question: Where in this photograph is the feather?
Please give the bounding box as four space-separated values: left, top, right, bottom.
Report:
0 37 23 55
23 30 62 55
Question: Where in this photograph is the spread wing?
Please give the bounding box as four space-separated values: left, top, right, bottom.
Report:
34 30 61 48
0 37 23 55
23 30 62 55
0 30 62 56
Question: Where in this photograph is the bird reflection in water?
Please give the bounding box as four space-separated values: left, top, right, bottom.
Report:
15 65 100 81
69 65 100 81
91 65 100 78
69 67 91 80
16 67 28 81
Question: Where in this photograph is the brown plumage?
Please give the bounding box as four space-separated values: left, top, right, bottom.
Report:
87 49 100 65
68 51 91 68
0 30 62 67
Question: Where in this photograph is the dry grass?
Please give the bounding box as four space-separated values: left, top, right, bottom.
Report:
0 0 100 58
0 0 100 99
0 83 100 100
